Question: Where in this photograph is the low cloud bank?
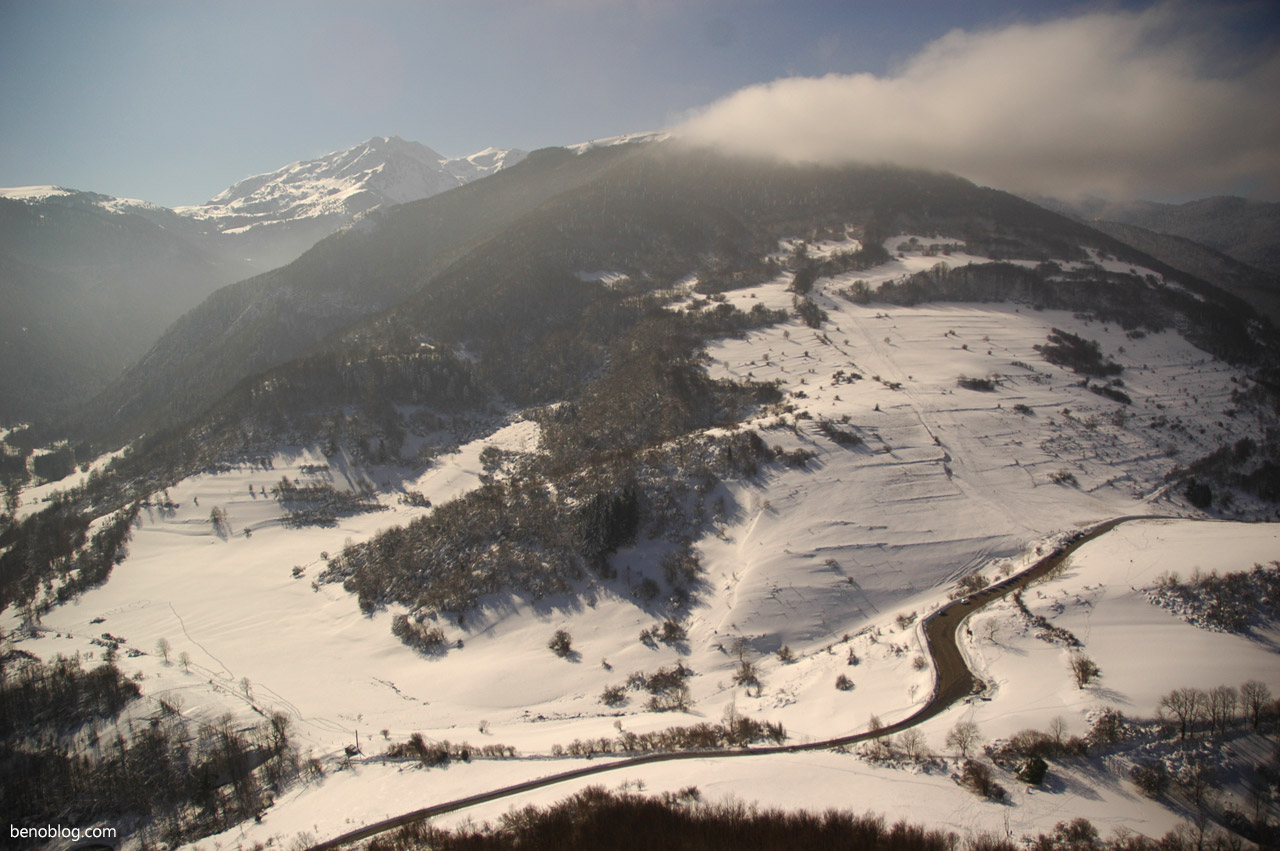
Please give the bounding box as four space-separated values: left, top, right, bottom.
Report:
675 3 1280 200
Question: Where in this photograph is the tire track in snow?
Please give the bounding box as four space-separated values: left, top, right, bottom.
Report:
168 602 235 680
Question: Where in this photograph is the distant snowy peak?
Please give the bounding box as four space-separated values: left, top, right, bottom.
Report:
0 185 77 201
175 137 527 235
0 184 167 216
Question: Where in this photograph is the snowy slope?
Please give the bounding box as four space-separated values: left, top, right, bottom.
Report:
174 136 527 236
9 233 1278 848
564 130 670 155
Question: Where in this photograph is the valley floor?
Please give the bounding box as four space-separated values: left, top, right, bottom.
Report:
7 235 1278 848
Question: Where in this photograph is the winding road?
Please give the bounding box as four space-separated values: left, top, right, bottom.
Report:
307 515 1157 851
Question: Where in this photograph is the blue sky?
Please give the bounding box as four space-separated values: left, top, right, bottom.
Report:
1 1 1276 206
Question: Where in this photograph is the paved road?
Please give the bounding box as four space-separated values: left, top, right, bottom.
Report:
307 515 1159 851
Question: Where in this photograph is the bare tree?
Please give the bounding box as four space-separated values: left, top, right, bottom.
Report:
1248 771 1274 828
268 711 291 753
1178 758 1218 815
1207 685 1238 738
1240 680 1271 730
177 650 191 673
733 659 760 690
899 728 928 761
1159 687 1203 740
945 720 981 758
154 636 171 663
1048 715 1068 745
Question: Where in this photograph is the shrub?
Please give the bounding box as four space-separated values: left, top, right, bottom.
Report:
1035 329 1122 377
732 660 760 689
646 685 691 713
1147 563 1280 633
661 548 701 588
958 759 1006 800
835 674 854 691
1087 707 1126 745
816 419 863 446
1088 383 1131 405
1035 819 1100 851
636 578 661 603
600 685 626 707
659 619 687 644
548 629 573 658
988 728 1086 766
1185 479 1212 509
399 490 432 508
1069 653 1100 688
628 663 695 711
1017 756 1048 785
793 296 828 328
1130 761 1169 798
1006 729 1050 757
391 614 446 653
953 572 989 599
775 447 817 467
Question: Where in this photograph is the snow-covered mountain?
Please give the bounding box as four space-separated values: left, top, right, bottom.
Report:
1 136 528 244
0 138 524 422
0 186 259 422
0 184 173 219
175 136 527 237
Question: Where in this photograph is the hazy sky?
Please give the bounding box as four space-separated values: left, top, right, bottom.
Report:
1 0 1276 206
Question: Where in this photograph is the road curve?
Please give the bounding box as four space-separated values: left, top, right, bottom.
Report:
308 514 1164 851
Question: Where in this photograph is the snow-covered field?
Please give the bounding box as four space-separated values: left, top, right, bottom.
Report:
9 236 1277 848
958 519 1280 740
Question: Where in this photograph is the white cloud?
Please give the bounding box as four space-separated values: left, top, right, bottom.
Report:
673 3 1280 200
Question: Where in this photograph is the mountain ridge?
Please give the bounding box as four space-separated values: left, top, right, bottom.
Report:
0 137 526 425
1035 194 1280 276
65 142 1275 470
174 136 527 240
